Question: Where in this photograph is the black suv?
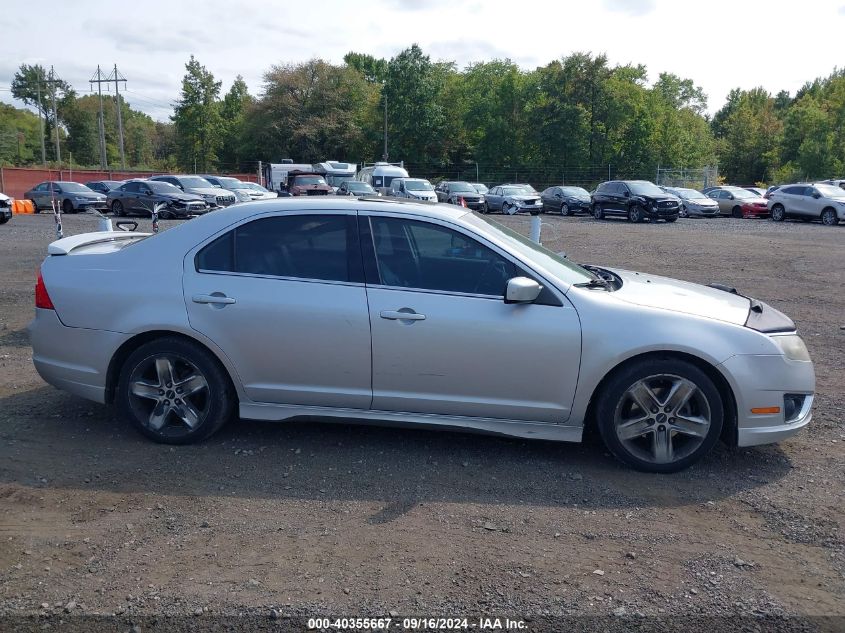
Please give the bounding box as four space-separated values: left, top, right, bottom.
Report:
591 180 680 223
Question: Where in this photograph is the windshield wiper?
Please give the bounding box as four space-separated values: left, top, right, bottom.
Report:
574 277 609 290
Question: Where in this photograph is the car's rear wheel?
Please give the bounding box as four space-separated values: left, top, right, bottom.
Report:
732 206 743 218
62 199 74 214
771 204 785 222
560 203 571 216
628 206 644 223
821 208 839 226
112 200 124 216
592 204 604 220
116 337 235 445
595 357 723 473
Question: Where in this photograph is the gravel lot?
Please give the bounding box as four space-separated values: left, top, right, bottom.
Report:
0 211 843 631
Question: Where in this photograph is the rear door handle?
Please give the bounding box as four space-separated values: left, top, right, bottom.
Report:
380 310 426 321
192 293 236 305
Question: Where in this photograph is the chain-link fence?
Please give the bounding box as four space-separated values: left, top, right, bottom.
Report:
655 166 719 191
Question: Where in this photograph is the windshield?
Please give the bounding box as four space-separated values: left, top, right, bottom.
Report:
294 175 328 186
178 177 214 189
560 187 590 197
814 184 845 198
675 188 707 200
450 182 476 193
514 184 537 193
214 177 243 189
147 181 182 193
405 180 434 191
466 214 594 286
502 187 528 196
346 182 373 192
727 188 756 199
326 173 356 186
472 183 488 194
59 182 93 193
627 181 666 196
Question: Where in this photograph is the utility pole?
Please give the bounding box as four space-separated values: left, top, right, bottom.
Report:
89 65 109 169
48 66 61 165
382 87 388 161
107 64 127 169
36 80 46 166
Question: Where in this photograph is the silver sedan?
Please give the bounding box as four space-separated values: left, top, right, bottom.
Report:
29 199 814 472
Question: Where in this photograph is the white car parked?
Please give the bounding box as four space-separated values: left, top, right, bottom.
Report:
767 183 845 225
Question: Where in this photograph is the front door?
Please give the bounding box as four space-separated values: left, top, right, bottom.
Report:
183 211 372 409
362 213 581 423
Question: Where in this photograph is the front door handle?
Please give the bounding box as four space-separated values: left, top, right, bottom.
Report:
192 293 236 305
380 309 426 321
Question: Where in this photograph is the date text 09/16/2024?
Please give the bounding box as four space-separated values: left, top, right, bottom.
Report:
307 617 527 630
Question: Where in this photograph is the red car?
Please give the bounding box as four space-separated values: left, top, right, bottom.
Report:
706 186 769 218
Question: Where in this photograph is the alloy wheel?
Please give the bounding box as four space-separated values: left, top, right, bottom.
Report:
561 204 570 216
127 354 210 438
613 374 712 465
771 205 784 222
821 209 838 226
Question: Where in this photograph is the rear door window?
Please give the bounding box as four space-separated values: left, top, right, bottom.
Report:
196 215 358 283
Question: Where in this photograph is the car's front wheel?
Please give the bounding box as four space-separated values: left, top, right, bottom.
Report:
62 199 75 214
820 208 839 226
679 205 689 218
596 357 724 473
771 204 785 222
628 205 644 223
112 200 125 216
592 204 604 220
116 337 235 445
732 206 743 218
560 203 571 216
502 202 514 215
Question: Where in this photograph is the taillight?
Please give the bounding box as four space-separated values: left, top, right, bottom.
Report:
35 270 55 310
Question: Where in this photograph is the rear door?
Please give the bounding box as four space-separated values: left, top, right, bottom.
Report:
183 211 372 409
361 212 581 422
487 187 502 211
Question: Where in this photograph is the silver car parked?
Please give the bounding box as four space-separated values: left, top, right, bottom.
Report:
666 187 720 218
767 182 845 226
29 199 814 473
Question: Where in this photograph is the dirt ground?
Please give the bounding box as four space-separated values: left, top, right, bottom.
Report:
0 211 843 631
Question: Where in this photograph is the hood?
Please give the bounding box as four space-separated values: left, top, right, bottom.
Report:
0 192 10 202
407 191 437 199
687 198 719 207
74 192 106 199
508 194 539 202
609 268 750 325
167 192 205 203
566 195 591 203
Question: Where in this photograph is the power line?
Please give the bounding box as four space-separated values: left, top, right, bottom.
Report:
106 64 127 169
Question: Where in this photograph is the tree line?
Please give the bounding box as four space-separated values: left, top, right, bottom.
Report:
2 47 844 187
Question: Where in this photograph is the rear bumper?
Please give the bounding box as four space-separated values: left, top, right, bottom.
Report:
29 309 126 404
742 205 769 217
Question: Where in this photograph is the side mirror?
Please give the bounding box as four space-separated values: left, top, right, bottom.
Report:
504 277 542 304
145 190 153 196
812 192 821 199
728 194 734 200
623 190 630 197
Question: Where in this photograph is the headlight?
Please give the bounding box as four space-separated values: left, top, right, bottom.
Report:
772 334 811 361
478 195 485 201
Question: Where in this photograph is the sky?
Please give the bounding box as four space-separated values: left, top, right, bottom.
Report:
1 0 844 122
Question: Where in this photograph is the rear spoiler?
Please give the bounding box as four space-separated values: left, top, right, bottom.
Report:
48 231 151 256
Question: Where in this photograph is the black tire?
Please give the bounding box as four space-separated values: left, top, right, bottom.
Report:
731 206 743 219
30 199 40 214
595 357 724 473
480 203 488 214
679 205 689 218
112 200 125 216
770 204 785 222
560 203 571 217
820 208 839 226
62 199 75 214
592 204 604 220
628 205 644 223
502 202 513 215
0 215 8 224
116 337 236 445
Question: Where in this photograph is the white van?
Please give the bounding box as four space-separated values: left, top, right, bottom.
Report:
388 177 437 202
356 162 408 195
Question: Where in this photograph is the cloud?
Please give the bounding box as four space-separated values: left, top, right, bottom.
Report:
388 0 456 10
602 0 655 16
